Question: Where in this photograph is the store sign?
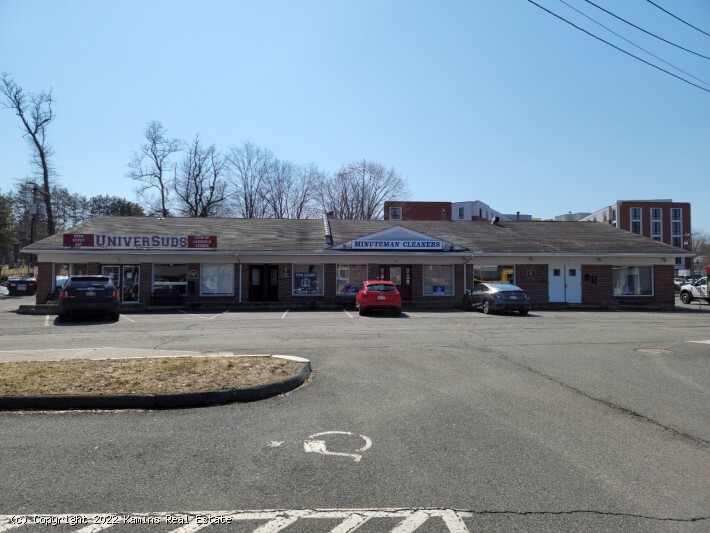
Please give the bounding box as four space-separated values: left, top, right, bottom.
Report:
63 234 217 249
352 239 442 250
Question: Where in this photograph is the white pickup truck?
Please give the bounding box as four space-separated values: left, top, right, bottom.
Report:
679 277 709 304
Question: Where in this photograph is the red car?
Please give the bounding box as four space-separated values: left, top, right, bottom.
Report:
356 280 402 316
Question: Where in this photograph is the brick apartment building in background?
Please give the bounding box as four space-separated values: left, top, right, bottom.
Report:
580 200 693 273
384 200 532 222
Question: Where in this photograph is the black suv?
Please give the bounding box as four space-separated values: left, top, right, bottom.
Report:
58 275 120 322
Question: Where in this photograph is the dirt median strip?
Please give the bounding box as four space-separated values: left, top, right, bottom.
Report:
0 356 303 397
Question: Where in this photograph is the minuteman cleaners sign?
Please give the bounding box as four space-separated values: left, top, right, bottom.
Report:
352 239 442 250
332 226 464 252
63 234 217 249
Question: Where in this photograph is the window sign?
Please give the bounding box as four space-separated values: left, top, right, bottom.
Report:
423 265 454 296
201 264 234 296
292 264 324 296
337 265 367 296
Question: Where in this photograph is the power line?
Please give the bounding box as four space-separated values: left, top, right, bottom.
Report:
583 0 710 60
526 0 710 93
645 0 710 38
557 0 710 87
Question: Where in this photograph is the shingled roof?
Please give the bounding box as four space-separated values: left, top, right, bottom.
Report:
24 216 689 257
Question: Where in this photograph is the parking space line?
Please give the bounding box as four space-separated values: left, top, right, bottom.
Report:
343 309 354 319
406 312 422 318
44 315 50 327
119 314 136 323
178 311 228 320
281 310 290 319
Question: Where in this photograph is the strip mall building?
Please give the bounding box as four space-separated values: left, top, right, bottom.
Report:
24 216 690 309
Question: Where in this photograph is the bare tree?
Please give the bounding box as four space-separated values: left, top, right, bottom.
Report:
1 74 57 235
173 135 227 217
226 142 272 218
263 160 323 219
319 159 409 219
127 121 182 217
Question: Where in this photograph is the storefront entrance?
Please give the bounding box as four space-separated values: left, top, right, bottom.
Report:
249 264 279 302
380 265 412 301
548 264 582 303
102 265 140 303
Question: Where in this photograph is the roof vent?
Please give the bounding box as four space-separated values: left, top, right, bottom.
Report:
491 215 501 225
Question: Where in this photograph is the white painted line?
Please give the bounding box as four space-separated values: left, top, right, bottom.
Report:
328 513 371 532
74 521 117 533
407 312 422 318
272 355 310 363
119 314 135 323
178 311 223 320
44 315 50 327
390 511 430 532
251 514 303 532
343 309 354 318
687 340 710 344
0 516 24 532
167 518 209 533
281 309 290 319
0 510 474 532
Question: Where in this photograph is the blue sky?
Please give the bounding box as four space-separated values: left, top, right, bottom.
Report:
1 0 709 230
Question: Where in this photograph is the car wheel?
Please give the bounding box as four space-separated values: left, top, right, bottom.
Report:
110 312 120 321
359 307 367 316
519 309 529 316
680 292 692 304
462 296 472 311
57 313 67 323
482 300 491 314
393 308 401 316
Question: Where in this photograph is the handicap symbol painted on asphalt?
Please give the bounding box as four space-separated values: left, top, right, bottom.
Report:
303 431 372 462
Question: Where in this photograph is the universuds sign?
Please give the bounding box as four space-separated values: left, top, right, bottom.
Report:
63 234 217 249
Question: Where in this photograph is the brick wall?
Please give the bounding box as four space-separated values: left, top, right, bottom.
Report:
515 264 549 305
36 262 53 304
581 265 613 306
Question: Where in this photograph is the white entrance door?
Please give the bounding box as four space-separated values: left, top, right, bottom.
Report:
549 265 582 303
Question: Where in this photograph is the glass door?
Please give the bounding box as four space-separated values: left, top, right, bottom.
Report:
380 265 412 301
122 266 140 303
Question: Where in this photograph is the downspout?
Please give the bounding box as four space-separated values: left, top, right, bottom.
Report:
236 254 242 304
463 255 473 293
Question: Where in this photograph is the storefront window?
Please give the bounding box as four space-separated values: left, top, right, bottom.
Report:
474 265 514 284
423 265 454 296
201 264 234 296
153 264 188 294
336 264 367 296
292 264 324 296
613 266 653 296
53 263 88 290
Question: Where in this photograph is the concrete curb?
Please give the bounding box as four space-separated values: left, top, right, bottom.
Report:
0 360 311 411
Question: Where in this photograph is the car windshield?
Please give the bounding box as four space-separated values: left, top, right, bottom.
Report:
367 284 395 292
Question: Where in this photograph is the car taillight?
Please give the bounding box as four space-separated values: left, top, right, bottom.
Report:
60 289 68 300
113 289 119 300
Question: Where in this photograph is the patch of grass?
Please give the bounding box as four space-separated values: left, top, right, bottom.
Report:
0 357 302 396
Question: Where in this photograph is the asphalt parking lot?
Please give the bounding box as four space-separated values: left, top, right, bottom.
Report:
0 294 709 531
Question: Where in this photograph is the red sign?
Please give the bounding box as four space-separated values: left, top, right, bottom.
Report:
62 234 217 249
63 234 94 247
187 235 218 248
